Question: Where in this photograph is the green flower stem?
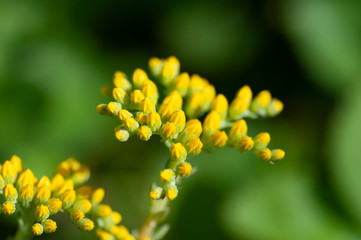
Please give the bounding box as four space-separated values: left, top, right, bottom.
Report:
14 206 35 240
137 199 169 240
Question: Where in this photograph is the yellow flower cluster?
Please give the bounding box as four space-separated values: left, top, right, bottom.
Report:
98 56 285 201
0 155 135 240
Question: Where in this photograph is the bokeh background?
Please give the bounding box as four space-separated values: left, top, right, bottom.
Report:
1 0 361 239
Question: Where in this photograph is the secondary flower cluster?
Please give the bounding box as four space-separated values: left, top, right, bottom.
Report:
97 56 285 201
0 155 135 240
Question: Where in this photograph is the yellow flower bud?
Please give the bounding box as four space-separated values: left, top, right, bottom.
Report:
124 118 140 132
48 198 62 215
76 185 93 199
189 74 207 94
9 155 23 173
212 131 229 148
258 148 272 161
238 136 254 153
149 187 163 200
179 119 203 142
51 173 65 191
169 110 186 132
174 72 190 96
162 91 183 110
132 68 148 88
3 184 18 202
35 185 51 204
236 85 252 101
56 161 71 177
92 188 105 203
203 111 221 136
141 80 158 103
202 84 216 107
185 91 203 118
97 104 111 115
136 112 147 125
73 199 92 213
72 209 85 222
96 229 114 240
161 122 177 140
32 223 43 236
158 103 176 119
111 211 122 224
1 160 17 184
170 143 187 161
162 56 180 85
253 132 271 150
185 138 203 156
229 96 250 120
113 71 132 92
43 219 57 233
107 102 122 115
229 119 248 143
112 88 127 104
140 98 156 114
118 110 133 121
267 98 284 117
271 149 285 161
98 204 112 217
57 179 74 195
78 218 94 231
146 112 162 131
165 186 178 200
61 189 76 209
35 204 50 221
138 125 152 141
19 185 34 207
130 89 145 108
160 169 175 182
111 225 130 239
251 90 271 115
2 201 15 215
177 162 192 177
37 176 51 188
149 57 164 76
211 94 228 119
115 129 130 142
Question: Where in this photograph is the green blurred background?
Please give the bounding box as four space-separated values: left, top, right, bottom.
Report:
1 0 361 239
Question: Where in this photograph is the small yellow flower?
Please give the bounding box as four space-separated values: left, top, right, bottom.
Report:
267 98 284 117
160 169 175 182
111 211 122 225
258 148 272 161
35 185 51 204
180 119 202 142
9 155 23 173
229 96 250 120
76 185 93 199
107 102 122 115
185 138 203 156
124 118 140 132
203 111 221 136
73 199 92 213
149 187 163 200
2 201 15 215
97 104 110 115
146 112 162 131
96 229 114 240
271 149 285 161
236 85 253 100
113 71 132 92
211 94 228 119
118 110 133 121
165 186 178 200
169 110 186 132
37 176 51 188
43 219 57 233
35 204 50 221
32 223 43 236
149 57 164 76
211 131 229 148
111 225 130 239
251 90 271 114
238 136 254 153
141 80 158 103
136 112 147 125
130 89 145 108
112 88 127 104
185 91 203 118
115 129 130 142
1 160 17 184
161 122 177 140
51 173 65 191
19 185 34 207
3 184 18 202
170 143 187 161
173 72 190 96
140 97 156 114
78 218 95 231
61 189 76 209
57 179 74 195
132 68 149 88
229 119 248 143
138 125 152 141
177 162 192 177
72 209 85 222
48 198 62 215
253 132 271 150
162 56 180 85
91 188 105 203
97 204 112 218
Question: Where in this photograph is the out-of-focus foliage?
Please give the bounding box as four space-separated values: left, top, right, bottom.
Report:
0 0 361 239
